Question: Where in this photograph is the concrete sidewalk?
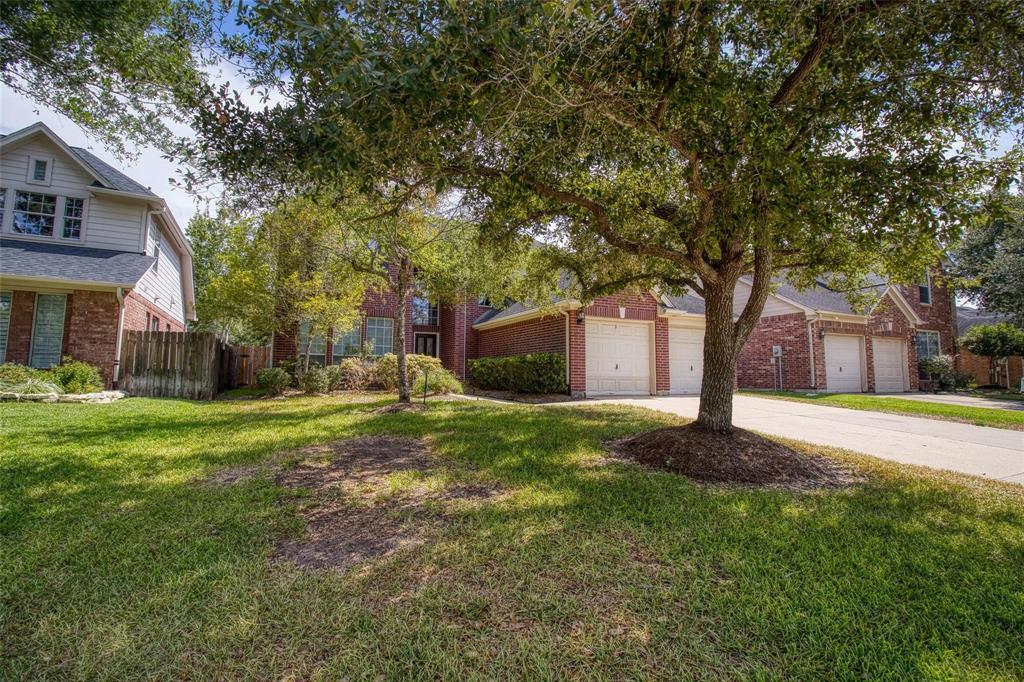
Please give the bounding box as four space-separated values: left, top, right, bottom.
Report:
585 395 1024 484
876 392 1024 411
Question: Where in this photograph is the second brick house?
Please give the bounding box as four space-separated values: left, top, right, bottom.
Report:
273 263 959 397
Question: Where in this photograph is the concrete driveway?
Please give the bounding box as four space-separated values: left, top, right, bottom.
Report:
587 395 1024 484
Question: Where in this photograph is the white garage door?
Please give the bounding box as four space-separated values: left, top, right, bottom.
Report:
872 338 906 393
585 320 651 395
824 335 864 393
669 326 704 394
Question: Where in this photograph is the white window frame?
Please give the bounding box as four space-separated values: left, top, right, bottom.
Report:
29 293 67 369
411 295 439 326
916 329 941 359
365 317 394 356
11 190 59 238
0 188 7 227
332 321 362 360
152 229 162 273
26 154 54 186
61 196 86 240
3 187 88 243
918 271 932 306
298 320 327 367
0 290 11 364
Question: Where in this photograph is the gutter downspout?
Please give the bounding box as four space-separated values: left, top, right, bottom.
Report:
807 318 816 389
563 311 571 393
113 287 127 387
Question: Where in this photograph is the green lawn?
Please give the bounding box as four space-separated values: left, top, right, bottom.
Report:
2 395 1022 680
741 390 1024 430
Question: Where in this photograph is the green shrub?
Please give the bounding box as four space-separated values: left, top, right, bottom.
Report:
0 363 39 385
48 357 103 393
1 377 64 395
322 364 343 391
469 353 567 393
411 367 462 395
370 353 444 390
336 358 371 390
256 367 291 396
299 366 330 394
919 354 956 389
275 358 299 386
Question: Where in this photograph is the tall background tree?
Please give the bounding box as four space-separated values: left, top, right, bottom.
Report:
951 192 1024 326
0 0 212 157
199 197 369 370
186 0 1024 432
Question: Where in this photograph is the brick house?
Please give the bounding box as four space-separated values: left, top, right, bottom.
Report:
0 123 196 386
736 270 958 392
957 307 1024 389
273 259 959 397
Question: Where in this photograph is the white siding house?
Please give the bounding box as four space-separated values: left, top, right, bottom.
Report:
0 122 195 385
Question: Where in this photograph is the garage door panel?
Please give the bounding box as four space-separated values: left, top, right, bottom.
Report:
669 326 704 394
873 338 906 393
585 320 651 395
824 335 864 393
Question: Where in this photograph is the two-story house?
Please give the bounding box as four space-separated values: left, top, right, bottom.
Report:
273 265 958 398
0 122 196 386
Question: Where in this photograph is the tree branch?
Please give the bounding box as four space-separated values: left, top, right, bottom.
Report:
771 0 906 108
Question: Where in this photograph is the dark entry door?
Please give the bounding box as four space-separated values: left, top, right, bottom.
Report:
415 334 437 357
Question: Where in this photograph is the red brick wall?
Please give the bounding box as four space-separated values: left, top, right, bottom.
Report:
477 314 566 358
737 313 812 389
123 291 185 333
63 290 121 387
960 348 1024 388
5 290 35 365
654 317 669 394
896 267 958 356
865 294 919 392
568 313 585 396
4 289 123 387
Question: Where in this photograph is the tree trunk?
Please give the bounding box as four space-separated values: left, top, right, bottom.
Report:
394 256 412 403
695 281 740 433
303 333 313 374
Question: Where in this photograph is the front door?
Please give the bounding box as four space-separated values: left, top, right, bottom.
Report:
414 333 438 357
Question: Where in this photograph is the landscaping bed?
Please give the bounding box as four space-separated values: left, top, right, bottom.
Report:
2 394 1022 679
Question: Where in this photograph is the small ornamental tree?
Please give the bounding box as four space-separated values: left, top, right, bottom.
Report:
186 0 1024 432
201 197 369 371
960 323 1024 388
332 191 535 403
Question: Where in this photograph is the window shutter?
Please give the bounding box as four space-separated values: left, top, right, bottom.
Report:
30 294 67 368
0 291 11 363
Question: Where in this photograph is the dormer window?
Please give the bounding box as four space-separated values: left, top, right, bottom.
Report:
26 155 53 185
917 270 931 305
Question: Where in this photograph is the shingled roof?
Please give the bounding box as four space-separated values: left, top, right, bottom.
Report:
0 238 155 287
956 307 1012 336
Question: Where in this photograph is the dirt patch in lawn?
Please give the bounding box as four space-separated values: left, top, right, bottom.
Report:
371 402 429 414
273 436 503 571
608 424 861 491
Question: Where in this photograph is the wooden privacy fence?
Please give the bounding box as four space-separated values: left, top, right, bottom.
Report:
118 331 271 400
218 344 271 390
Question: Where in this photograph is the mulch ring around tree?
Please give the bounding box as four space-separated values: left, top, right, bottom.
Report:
271 436 504 571
607 424 863 491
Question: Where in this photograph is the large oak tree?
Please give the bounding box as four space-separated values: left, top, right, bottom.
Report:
186 0 1024 431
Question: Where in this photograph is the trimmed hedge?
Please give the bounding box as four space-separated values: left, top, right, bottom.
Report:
469 353 567 394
